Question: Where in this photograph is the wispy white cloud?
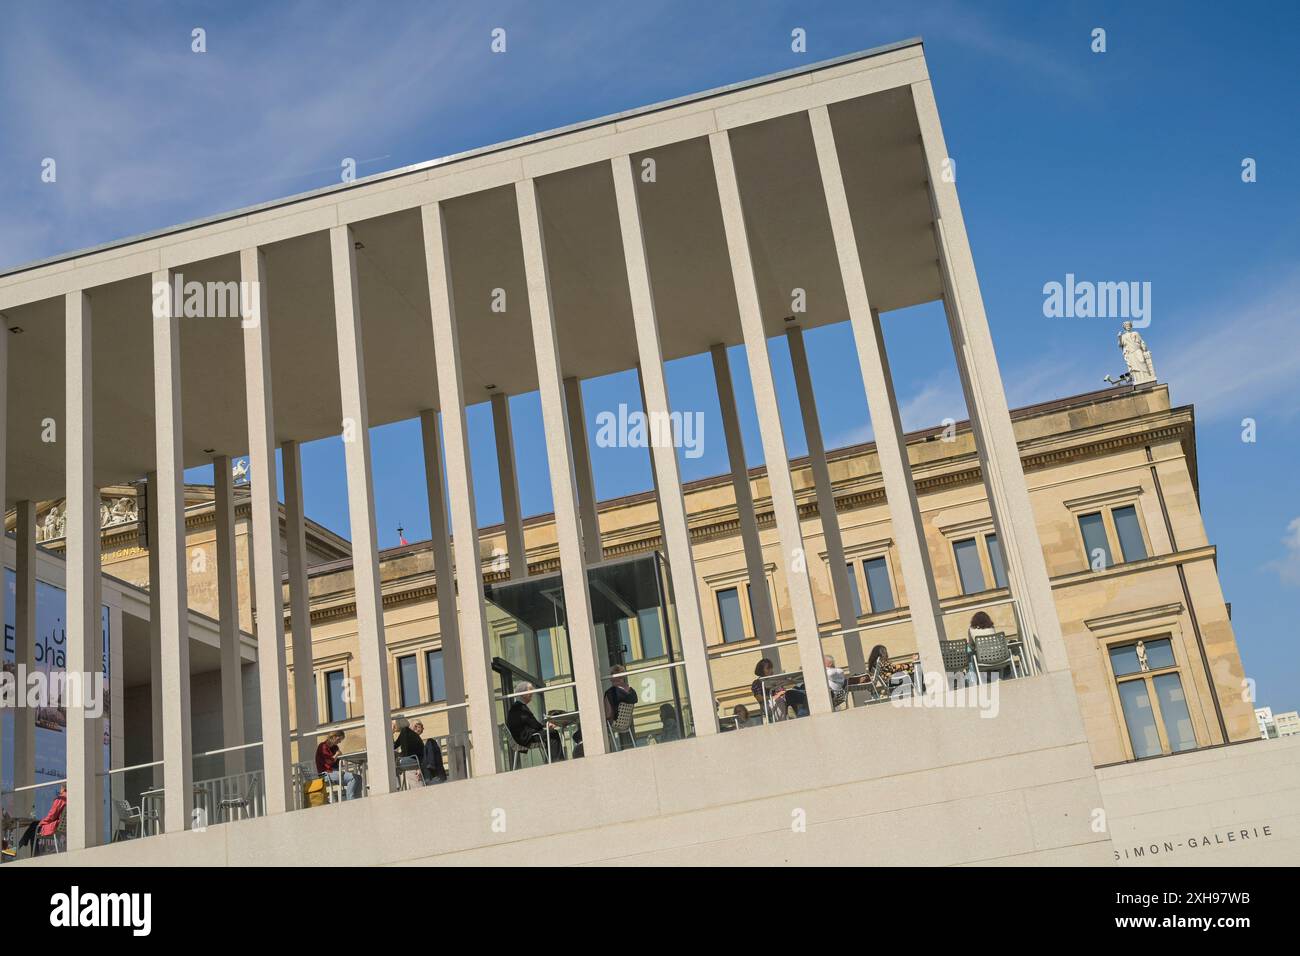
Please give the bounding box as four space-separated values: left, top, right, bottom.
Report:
1266 517 1300 587
1159 269 1300 424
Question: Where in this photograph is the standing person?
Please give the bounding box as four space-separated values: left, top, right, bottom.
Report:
604 664 639 748
315 731 361 800
392 717 426 788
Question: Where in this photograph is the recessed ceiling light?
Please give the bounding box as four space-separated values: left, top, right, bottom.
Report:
7 326 23 334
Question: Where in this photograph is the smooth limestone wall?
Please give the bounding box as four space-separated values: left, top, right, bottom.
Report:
1098 735 1300 866
30 672 1112 867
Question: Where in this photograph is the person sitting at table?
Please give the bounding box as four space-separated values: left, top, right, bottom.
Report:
657 703 681 742
506 682 565 762
315 730 362 800
867 644 918 698
410 720 447 783
824 654 870 699
392 717 427 785
604 664 639 748
28 784 67 856
730 704 755 730
751 657 809 721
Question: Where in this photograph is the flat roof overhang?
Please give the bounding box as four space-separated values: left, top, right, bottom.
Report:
0 38 944 504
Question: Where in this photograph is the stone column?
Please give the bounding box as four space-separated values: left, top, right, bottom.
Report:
491 392 528 580
806 104 946 680
239 247 293 813
911 80 1066 673
329 224 396 792
282 439 318 762
418 409 470 751
516 178 609 754
708 131 830 715
149 271 195 834
563 375 603 567
709 344 778 649
611 153 719 736
421 202 500 776
146 472 164 790
65 290 101 849
14 500 37 818
213 454 246 775
787 325 864 673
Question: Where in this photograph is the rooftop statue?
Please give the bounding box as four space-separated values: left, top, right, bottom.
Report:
1104 321 1156 387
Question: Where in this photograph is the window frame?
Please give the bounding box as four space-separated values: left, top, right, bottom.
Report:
1103 633 1199 760
1064 487 1154 573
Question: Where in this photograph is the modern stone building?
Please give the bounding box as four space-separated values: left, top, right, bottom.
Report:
2 39 1295 866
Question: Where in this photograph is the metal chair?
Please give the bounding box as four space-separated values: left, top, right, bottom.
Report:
112 799 144 841
396 754 423 790
939 638 974 686
972 630 1020 681
607 700 637 751
217 775 261 822
502 726 549 770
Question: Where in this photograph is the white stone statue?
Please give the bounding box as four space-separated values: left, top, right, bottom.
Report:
40 504 65 541
232 458 250 484
1118 321 1156 385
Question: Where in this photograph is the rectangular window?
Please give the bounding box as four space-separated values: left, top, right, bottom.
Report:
1117 679 1162 759
398 654 420 707
863 557 895 613
1113 505 1148 562
845 564 863 617
717 587 746 643
985 533 1008 590
1110 637 1197 759
953 538 986 595
425 650 446 703
1078 512 1113 570
1153 673 1196 752
638 608 665 659
537 628 557 681
326 670 347 723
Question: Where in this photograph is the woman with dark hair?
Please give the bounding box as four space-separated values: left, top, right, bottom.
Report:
751 657 809 721
970 611 996 631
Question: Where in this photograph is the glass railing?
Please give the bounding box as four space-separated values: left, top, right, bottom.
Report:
1 778 69 860
601 660 693 749
708 636 812 728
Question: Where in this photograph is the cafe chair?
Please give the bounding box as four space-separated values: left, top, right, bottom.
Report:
607 701 637 751
217 776 262 822
502 727 550 770
972 630 1020 682
939 638 974 688
112 799 144 841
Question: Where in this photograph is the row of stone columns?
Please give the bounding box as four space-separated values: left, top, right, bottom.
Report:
34 88 1064 846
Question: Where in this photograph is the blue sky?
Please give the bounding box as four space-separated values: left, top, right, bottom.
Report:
2 1 1298 713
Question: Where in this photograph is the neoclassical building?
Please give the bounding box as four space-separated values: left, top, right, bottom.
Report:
2 39 1293 866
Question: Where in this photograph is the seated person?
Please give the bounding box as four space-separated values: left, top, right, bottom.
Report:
730 704 755 730
751 657 809 720
867 644 914 697
506 682 565 762
315 730 361 800
410 720 446 782
392 717 426 786
604 664 639 748
21 785 67 855
824 654 871 698
657 703 681 742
